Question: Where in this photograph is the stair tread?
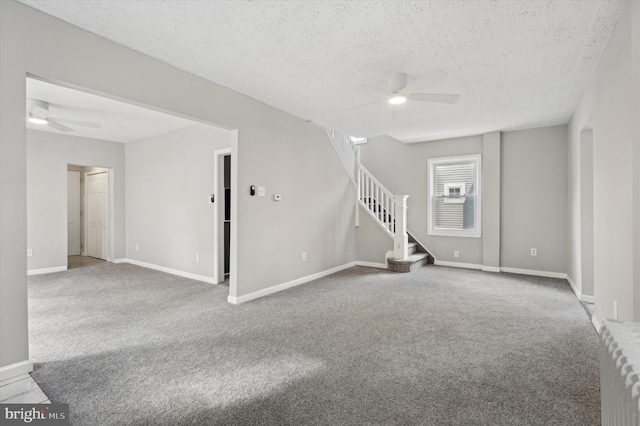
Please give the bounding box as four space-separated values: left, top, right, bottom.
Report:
387 253 429 264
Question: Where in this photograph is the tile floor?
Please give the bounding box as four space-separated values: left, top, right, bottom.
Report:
0 374 50 404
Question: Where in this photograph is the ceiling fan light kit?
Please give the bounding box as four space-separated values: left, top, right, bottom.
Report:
27 116 48 125
388 95 407 105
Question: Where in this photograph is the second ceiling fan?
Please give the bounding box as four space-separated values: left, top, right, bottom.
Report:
27 99 102 133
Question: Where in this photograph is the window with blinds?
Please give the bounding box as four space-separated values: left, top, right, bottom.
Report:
428 154 481 238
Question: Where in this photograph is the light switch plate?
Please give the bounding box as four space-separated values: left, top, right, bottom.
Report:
257 186 266 197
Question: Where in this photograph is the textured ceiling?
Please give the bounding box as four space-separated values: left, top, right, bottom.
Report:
27 78 198 143
19 0 626 143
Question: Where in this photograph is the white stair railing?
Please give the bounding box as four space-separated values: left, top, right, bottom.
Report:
358 165 395 235
326 129 357 186
358 165 409 260
327 128 410 260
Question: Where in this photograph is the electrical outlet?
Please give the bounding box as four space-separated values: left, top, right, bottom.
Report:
453 250 459 258
27 249 33 257
195 254 200 263
135 244 139 251
531 248 537 256
302 252 307 261
613 300 618 320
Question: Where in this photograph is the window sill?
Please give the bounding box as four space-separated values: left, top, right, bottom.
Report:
428 229 481 238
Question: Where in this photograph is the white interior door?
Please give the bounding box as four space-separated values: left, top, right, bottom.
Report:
67 170 81 256
86 172 108 260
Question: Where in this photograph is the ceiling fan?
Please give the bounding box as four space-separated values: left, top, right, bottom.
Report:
27 99 102 132
355 70 460 110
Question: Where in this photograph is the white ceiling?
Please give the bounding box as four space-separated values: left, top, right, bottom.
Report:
26 78 199 143
19 0 626 143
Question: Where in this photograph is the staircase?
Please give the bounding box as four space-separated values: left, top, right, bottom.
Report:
327 129 434 272
388 235 434 272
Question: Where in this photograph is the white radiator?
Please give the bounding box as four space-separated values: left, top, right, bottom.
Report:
600 320 640 426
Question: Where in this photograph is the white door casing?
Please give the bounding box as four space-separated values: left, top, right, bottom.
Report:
67 170 81 256
86 172 108 260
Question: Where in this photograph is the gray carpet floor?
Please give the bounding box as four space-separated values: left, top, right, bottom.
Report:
28 264 600 425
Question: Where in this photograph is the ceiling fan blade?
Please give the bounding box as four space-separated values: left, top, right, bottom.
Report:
47 120 73 132
408 93 460 104
32 104 51 118
50 117 101 128
345 99 384 112
360 85 391 96
400 70 448 95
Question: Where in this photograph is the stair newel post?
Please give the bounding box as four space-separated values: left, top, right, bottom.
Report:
393 195 409 260
355 146 361 227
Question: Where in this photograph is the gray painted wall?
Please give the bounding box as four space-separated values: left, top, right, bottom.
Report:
633 2 640 322
27 130 125 271
125 124 232 278
567 1 639 322
360 126 567 273
579 130 594 298
501 126 567 273
356 205 393 265
1 2 356 375
360 134 484 265
482 132 501 269
234 120 356 297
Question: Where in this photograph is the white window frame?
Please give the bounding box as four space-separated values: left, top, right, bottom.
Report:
428 154 482 238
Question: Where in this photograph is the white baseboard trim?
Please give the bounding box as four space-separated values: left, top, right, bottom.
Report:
228 262 358 304
499 267 566 279
27 266 67 276
566 275 581 300
581 295 595 304
385 251 394 265
434 260 483 270
592 315 601 333
433 262 568 281
564 275 596 303
354 261 388 269
116 259 215 284
0 360 33 382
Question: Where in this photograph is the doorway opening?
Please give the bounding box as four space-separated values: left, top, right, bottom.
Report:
67 164 112 270
214 148 232 286
28 74 238 296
